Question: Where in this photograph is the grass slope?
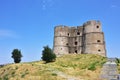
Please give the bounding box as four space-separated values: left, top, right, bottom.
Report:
0 54 107 80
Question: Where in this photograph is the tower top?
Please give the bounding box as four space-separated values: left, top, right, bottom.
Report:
83 20 101 26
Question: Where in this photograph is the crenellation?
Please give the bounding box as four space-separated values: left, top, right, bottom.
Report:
53 20 106 56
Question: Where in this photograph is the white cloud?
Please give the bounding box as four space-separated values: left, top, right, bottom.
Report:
0 29 18 39
42 0 54 10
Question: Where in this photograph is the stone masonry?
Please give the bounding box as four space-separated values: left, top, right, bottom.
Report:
100 58 118 80
53 20 106 56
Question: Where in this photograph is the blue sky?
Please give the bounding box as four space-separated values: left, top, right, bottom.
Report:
0 0 120 64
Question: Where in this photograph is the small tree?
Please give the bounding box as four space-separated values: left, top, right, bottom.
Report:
41 46 56 63
11 49 22 63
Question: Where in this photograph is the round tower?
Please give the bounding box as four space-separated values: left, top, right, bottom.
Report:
53 26 69 56
83 20 106 56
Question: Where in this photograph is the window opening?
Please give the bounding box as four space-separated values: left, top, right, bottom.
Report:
98 49 101 52
96 26 99 28
66 43 68 46
75 50 77 53
75 42 78 45
97 40 101 42
61 48 62 50
77 32 80 35
68 33 69 36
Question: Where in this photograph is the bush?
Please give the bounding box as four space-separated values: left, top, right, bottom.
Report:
41 46 56 63
115 58 120 63
3 74 9 80
88 63 96 71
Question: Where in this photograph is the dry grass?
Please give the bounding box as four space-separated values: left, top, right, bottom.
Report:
0 54 107 80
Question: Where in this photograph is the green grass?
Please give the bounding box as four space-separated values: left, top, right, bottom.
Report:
0 54 107 80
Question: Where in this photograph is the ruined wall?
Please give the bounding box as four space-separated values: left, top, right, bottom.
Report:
53 20 106 56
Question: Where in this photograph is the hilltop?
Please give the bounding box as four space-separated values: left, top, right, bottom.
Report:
0 54 108 80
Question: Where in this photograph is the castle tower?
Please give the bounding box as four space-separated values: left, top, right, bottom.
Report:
53 26 69 55
83 20 106 56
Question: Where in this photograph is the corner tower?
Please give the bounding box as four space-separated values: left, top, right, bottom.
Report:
53 26 69 56
83 20 106 56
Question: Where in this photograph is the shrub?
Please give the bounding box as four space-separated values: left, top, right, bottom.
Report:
11 71 15 77
51 73 57 76
41 46 56 63
3 74 9 80
88 63 96 71
115 58 120 63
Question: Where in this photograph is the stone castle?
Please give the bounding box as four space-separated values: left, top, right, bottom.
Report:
53 20 106 56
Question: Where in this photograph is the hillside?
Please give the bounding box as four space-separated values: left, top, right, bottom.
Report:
0 54 107 80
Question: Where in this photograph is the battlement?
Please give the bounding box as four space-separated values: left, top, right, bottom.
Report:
83 20 101 26
53 20 106 56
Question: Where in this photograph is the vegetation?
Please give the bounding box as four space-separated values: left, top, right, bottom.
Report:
0 54 108 80
11 49 22 63
41 46 56 63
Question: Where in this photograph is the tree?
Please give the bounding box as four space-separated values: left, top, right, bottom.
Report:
41 46 56 63
11 49 22 63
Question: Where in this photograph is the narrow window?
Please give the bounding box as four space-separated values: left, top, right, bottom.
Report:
96 26 99 28
97 40 101 42
75 42 77 45
68 33 69 36
66 43 68 46
61 48 62 50
77 32 80 35
98 49 101 52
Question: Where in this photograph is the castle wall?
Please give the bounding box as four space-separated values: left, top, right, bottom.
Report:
84 33 104 45
53 20 106 56
84 44 106 56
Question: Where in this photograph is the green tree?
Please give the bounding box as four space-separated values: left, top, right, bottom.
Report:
11 49 22 63
41 46 56 63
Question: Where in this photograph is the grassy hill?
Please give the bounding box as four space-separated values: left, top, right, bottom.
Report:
0 54 107 80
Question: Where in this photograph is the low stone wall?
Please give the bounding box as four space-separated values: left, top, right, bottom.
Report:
100 58 118 80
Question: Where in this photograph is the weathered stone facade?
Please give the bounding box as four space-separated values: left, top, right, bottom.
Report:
53 20 106 56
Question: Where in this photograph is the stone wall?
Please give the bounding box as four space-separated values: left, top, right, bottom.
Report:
53 20 106 56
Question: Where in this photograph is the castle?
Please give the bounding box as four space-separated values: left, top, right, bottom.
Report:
53 20 106 56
